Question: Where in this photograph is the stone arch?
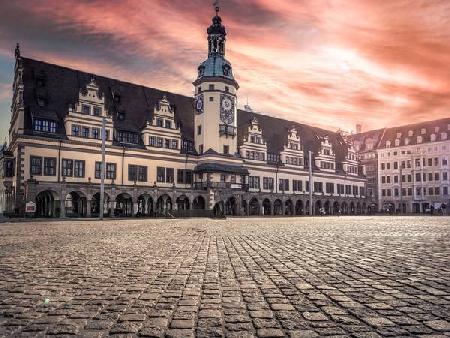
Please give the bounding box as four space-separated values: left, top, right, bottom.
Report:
315 200 322 215
262 198 271 215
35 190 59 217
249 197 260 216
156 194 172 216
213 201 225 218
115 193 133 217
137 194 154 216
273 199 283 216
333 201 340 214
193 195 206 210
350 201 356 215
284 199 294 216
91 192 110 217
176 195 190 211
225 196 238 216
341 201 348 215
356 202 361 214
295 200 304 215
323 200 330 215
65 191 87 217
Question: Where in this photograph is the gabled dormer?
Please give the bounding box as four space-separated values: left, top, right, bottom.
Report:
240 117 267 162
65 77 113 144
280 127 304 168
142 95 181 152
315 136 335 172
343 142 359 176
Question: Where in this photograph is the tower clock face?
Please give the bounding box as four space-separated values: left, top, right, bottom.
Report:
220 94 234 125
195 94 204 113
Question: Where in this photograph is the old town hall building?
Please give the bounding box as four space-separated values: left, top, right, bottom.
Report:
0 7 367 218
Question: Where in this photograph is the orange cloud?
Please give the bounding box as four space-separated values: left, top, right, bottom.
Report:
0 0 449 135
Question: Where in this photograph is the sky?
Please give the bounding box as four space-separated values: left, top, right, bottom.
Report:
0 0 449 141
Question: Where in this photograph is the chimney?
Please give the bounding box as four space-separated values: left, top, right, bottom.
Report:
356 124 362 134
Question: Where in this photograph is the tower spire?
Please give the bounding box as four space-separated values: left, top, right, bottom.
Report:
214 0 220 15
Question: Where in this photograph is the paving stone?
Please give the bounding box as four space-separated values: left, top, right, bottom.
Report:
0 217 448 338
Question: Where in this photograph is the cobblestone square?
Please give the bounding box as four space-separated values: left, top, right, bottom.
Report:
0 216 449 337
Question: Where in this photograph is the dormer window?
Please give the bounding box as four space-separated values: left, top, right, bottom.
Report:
82 104 90 115
324 148 331 155
385 140 391 148
396 132 401 138
225 86 229 93
434 126 439 133
93 106 101 116
164 120 172 129
408 130 413 137
421 128 426 135
417 136 423 143
34 119 56 133
441 132 447 140
209 84 215 91
405 138 410 145
198 66 205 77
156 118 163 127
431 134 436 142
395 139 400 146
223 64 231 76
37 97 46 107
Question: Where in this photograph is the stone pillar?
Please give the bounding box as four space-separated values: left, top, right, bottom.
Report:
86 199 91 217
59 198 65 218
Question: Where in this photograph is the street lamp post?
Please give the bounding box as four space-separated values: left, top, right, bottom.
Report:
99 117 106 220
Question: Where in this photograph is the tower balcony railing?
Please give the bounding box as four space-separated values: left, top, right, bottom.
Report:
219 124 236 137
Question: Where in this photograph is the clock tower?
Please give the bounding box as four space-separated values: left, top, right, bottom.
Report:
193 4 239 156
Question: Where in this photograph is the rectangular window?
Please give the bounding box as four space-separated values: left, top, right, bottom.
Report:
92 128 100 139
171 139 178 149
435 172 439 181
156 137 163 148
43 157 56 176
352 185 358 195
164 120 171 129
93 106 101 116
106 163 116 179
157 167 165 182
345 185 351 195
199 145 204 154
209 84 214 90
34 119 42 131
149 136 156 147
416 173 421 182
30 156 42 176
279 178 289 192
249 176 260 189
359 187 365 197
82 104 91 115
62 159 73 177
444 186 448 195
177 169 193 184
42 120 49 132
95 162 115 179
74 160 85 178
381 163 385 170
166 168 174 183
263 177 274 190
82 127 90 138
314 182 323 193
49 121 56 133
165 139 170 149
326 182 334 194
197 125 202 135
223 145 229 155
72 124 80 136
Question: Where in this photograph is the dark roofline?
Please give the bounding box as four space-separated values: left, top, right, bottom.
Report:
20 56 193 102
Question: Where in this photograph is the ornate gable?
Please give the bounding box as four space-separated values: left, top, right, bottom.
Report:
142 96 181 152
240 117 267 162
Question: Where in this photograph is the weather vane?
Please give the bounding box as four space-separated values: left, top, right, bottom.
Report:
213 0 220 15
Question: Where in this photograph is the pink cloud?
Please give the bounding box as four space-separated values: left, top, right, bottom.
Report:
0 0 449 134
